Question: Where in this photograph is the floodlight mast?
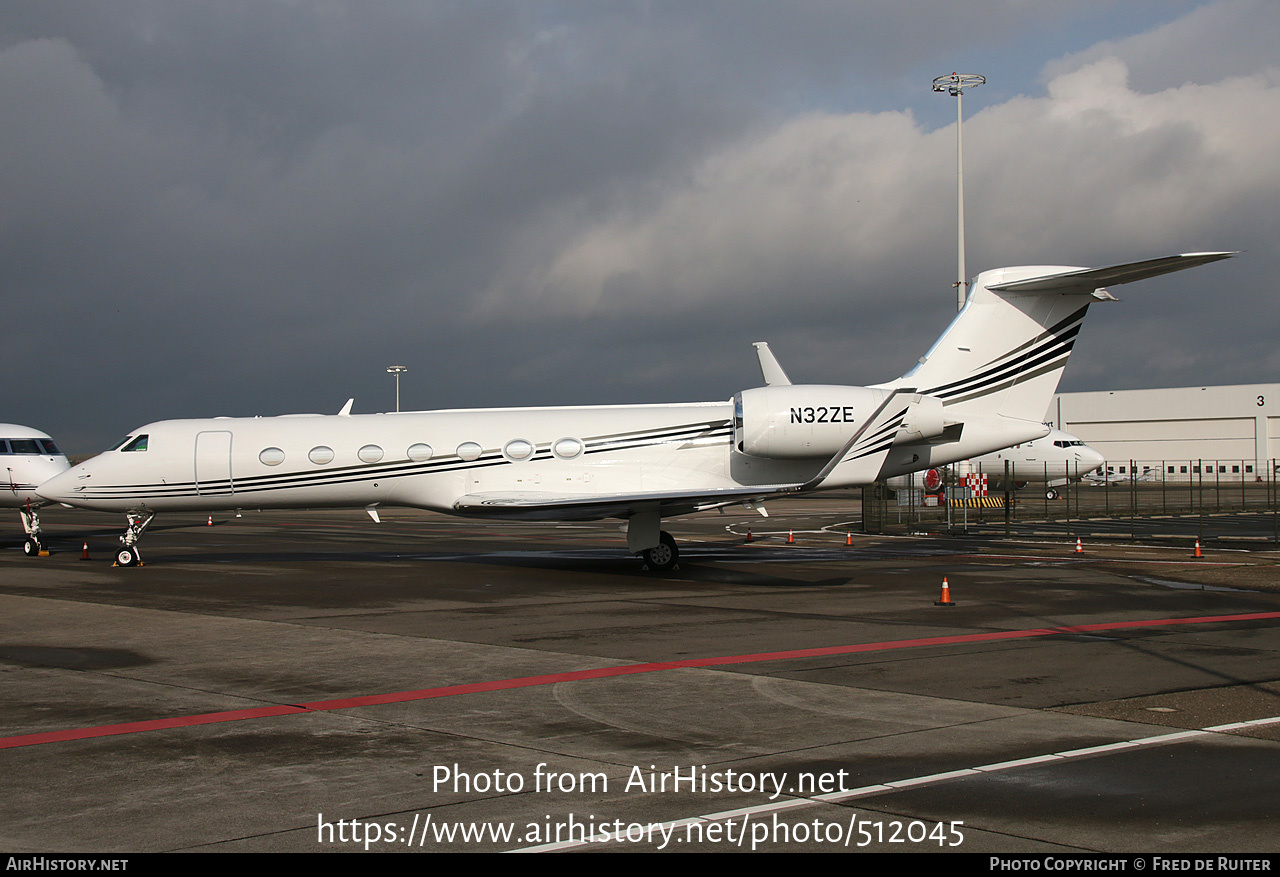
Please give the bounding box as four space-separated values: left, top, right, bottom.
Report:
386 365 408 413
932 73 985 312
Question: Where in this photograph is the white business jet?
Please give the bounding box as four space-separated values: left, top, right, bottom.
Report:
38 252 1235 570
1083 466 1159 487
2 423 71 556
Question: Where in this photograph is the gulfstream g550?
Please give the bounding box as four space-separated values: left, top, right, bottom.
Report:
38 252 1235 569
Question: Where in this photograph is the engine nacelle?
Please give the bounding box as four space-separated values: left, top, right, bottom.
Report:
733 385 886 459
896 392 947 443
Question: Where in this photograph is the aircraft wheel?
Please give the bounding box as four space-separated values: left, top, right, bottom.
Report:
642 532 679 572
1045 488 1058 500
22 538 41 557
116 546 141 567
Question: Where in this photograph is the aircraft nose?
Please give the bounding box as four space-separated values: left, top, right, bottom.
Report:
36 467 80 504
1079 449 1106 474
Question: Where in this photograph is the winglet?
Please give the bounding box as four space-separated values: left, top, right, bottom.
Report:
752 342 793 386
338 398 354 417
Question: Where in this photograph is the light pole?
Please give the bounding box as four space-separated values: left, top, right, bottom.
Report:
932 73 985 312
386 365 408 413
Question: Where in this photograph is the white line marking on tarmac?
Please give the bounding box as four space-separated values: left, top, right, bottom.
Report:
508 714 1280 852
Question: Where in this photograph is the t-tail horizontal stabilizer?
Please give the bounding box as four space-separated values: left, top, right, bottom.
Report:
985 252 1239 294
893 251 1238 424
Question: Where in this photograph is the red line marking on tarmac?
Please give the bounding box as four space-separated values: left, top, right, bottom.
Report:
4 611 1279 751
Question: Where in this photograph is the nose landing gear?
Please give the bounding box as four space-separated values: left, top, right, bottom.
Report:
19 504 46 557
115 511 155 567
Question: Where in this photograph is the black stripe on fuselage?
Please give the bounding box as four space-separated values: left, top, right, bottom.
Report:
69 419 734 500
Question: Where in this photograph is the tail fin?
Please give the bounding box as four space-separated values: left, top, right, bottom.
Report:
887 252 1236 421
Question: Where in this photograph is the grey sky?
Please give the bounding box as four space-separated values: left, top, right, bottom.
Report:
1 1 1272 452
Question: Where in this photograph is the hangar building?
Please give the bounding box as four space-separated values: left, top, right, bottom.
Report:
1047 383 1280 481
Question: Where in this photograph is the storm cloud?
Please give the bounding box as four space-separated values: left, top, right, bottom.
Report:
0 1 1272 451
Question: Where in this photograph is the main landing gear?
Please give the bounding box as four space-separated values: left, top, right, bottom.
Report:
115 511 155 567
641 532 680 572
20 504 46 557
627 509 680 573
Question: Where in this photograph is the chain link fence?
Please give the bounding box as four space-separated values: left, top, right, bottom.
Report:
862 458 1280 543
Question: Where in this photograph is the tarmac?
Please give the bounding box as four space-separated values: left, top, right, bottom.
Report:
2 497 1279 853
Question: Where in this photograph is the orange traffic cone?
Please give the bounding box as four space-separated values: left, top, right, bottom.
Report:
1075 537 1083 554
787 529 795 544
80 542 90 561
935 577 955 607
1192 540 1203 558
745 528 753 543
845 532 853 546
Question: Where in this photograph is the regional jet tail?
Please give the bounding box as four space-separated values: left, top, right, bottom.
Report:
2 423 71 556
38 252 1236 571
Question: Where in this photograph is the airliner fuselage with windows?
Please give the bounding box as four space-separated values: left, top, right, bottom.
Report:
38 252 1236 569
888 428 1105 499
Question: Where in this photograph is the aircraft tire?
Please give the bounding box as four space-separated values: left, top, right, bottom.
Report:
1045 488 1058 500
642 532 679 572
22 538 40 557
116 546 141 567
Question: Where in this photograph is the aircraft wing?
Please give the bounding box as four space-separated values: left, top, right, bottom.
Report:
986 252 1238 294
453 484 806 521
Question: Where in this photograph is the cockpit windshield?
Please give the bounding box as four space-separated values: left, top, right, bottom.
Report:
2 439 42 454
121 435 150 452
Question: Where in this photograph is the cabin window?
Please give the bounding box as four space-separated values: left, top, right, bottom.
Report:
259 447 285 466
553 437 584 459
122 435 149 452
308 446 335 465
503 439 534 461
456 442 482 462
407 443 433 462
358 444 384 464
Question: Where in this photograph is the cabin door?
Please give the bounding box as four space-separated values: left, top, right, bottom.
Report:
195 430 234 496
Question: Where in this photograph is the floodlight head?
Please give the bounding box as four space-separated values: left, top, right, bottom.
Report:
932 73 986 97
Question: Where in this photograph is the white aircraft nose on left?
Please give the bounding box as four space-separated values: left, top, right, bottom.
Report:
2 423 71 556
1 425 70 507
